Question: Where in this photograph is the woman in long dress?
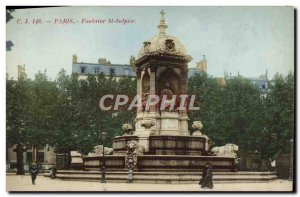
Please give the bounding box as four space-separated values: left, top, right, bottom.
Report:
200 163 213 189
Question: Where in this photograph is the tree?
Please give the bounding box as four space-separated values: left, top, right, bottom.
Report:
27 70 58 162
264 71 294 159
6 9 15 51
7 70 59 173
8 66 293 170
49 71 136 168
188 73 266 155
49 70 79 167
7 76 31 174
188 72 223 145
219 77 265 154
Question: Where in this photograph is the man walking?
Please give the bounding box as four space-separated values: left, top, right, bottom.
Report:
29 163 39 185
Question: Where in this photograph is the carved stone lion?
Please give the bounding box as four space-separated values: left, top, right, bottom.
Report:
211 144 240 170
88 145 113 156
126 140 145 155
122 123 133 136
210 143 239 158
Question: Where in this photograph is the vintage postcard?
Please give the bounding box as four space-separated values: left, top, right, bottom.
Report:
6 6 294 192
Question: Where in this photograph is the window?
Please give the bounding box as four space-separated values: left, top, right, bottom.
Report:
94 67 100 74
10 163 17 169
37 145 44 150
124 68 130 76
37 152 44 163
110 68 115 76
26 152 33 163
81 67 85 74
26 144 32 150
262 84 266 89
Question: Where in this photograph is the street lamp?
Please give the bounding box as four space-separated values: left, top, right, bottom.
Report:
99 131 107 183
289 139 293 181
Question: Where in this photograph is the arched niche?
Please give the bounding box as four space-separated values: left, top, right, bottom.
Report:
157 67 180 95
141 71 150 94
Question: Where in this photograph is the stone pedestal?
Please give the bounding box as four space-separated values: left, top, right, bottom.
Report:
135 112 158 135
134 110 191 153
135 111 189 136
159 112 180 135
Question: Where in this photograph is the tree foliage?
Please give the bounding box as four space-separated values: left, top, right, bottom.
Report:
188 71 294 159
7 69 294 165
7 76 31 148
6 9 15 51
49 70 136 156
263 72 294 158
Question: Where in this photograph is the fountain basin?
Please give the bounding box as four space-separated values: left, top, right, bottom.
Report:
82 155 236 172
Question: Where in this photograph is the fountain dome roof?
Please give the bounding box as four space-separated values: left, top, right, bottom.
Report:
137 10 189 59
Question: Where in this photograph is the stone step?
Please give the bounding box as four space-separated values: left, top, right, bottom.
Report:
50 175 277 184
53 174 277 179
52 170 276 175
45 170 277 183
54 174 277 180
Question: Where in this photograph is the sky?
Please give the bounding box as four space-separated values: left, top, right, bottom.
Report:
6 6 294 80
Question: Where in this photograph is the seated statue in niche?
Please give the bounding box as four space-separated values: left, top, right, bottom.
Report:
160 82 179 111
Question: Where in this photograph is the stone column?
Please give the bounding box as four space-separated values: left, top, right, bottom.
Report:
148 65 160 135
135 69 143 133
180 65 188 113
179 65 189 135
149 66 156 112
137 69 143 112
136 79 141 98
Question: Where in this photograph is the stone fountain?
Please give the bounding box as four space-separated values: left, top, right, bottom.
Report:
82 11 237 173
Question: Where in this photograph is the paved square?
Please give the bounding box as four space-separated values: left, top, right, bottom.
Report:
6 175 293 192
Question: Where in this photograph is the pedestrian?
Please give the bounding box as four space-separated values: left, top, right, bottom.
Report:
50 166 57 179
29 163 39 185
200 162 213 189
128 169 133 183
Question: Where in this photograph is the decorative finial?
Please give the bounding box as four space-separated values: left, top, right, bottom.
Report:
160 10 165 20
157 10 168 36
